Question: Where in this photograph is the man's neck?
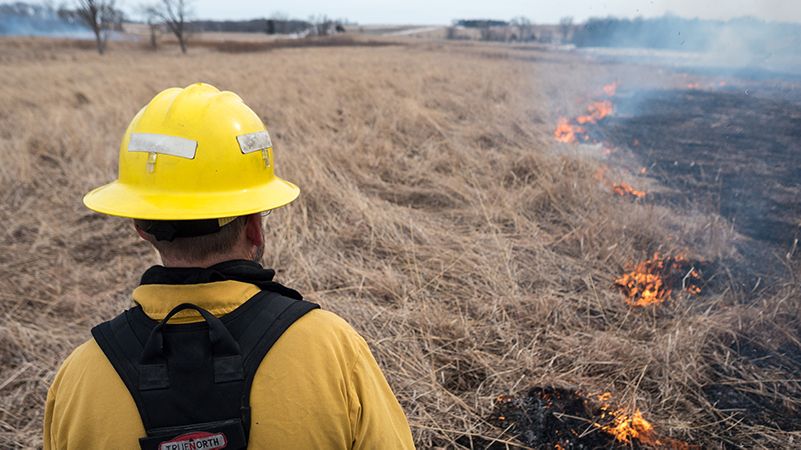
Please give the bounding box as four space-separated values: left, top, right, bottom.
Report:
160 253 253 268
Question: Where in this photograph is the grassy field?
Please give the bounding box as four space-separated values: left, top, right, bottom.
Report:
0 36 798 448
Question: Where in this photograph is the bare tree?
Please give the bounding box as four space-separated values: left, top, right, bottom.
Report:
479 24 491 41
149 0 192 53
268 11 289 34
511 16 534 42
308 14 334 36
74 0 122 54
137 4 161 50
559 16 573 43
146 15 160 50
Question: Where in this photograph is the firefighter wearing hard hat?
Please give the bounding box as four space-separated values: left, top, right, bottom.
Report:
43 83 415 450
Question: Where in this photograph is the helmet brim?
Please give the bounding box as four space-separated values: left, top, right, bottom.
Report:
83 176 300 220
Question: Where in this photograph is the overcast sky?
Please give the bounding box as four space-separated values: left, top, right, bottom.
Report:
184 0 801 24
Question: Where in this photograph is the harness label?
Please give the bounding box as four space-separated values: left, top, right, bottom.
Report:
159 431 228 450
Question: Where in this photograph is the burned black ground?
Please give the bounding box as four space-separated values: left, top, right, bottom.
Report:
606 88 800 248
457 387 629 449
599 87 800 290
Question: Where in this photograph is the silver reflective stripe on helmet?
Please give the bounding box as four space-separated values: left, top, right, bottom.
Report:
237 131 272 154
128 133 197 159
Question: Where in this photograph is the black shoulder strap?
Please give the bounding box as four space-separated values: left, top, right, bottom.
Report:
92 309 155 427
91 291 319 444
234 294 319 433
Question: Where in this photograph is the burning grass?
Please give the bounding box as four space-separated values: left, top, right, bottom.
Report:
615 253 704 307
0 38 799 449
594 165 648 200
489 387 695 449
612 181 646 199
553 81 617 144
553 117 585 143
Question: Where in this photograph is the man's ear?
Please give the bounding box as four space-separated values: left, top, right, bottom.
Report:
244 214 264 248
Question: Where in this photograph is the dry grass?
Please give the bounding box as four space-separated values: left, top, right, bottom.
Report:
0 37 798 449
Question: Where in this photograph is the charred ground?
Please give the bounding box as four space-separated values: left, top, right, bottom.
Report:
604 87 801 284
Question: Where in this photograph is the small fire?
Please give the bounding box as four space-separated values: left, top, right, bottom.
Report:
554 117 585 144
553 87 616 144
603 81 618 97
612 181 646 199
576 100 614 124
595 393 662 446
615 253 703 307
686 82 701 89
597 392 697 449
492 387 695 449
595 166 647 199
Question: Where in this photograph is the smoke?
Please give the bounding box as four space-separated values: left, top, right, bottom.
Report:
573 15 801 76
703 18 801 74
0 2 92 38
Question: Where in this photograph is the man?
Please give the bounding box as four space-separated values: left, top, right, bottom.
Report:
44 83 415 449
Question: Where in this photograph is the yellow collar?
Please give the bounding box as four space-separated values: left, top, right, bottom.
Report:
132 280 262 323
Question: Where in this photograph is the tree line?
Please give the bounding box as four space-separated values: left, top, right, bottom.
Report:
448 16 573 43
0 1 348 55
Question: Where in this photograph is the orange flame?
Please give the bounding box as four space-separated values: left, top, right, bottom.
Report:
615 254 670 306
553 87 616 144
612 182 646 199
615 253 702 307
576 100 614 124
593 393 661 446
554 117 585 144
686 82 701 89
594 392 696 449
603 82 618 96
595 166 647 199
606 409 661 445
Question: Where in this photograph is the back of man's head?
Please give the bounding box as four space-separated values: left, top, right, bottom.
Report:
134 216 254 266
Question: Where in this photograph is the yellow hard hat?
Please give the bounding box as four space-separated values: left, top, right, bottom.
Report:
83 83 299 220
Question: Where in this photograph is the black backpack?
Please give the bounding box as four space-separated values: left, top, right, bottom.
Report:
91 290 319 450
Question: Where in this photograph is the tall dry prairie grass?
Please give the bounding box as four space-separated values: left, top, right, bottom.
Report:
0 37 798 448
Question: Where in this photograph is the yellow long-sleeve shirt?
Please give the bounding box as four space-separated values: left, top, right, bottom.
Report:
44 279 414 449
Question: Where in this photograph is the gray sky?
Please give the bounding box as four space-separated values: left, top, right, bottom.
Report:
188 0 801 24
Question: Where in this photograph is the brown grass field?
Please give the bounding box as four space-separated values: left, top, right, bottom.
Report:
0 36 799 448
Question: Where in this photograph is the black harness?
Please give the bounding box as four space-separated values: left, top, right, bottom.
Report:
91 261 319 450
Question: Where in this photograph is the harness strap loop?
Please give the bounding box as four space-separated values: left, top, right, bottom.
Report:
139 303 244 388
